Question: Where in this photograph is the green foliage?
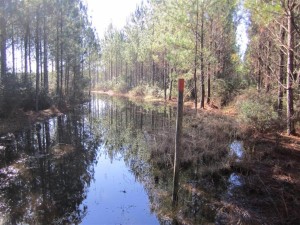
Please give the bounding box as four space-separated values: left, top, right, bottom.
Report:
0 76 52 117
245 0 282 26
212 77 242 107
129 84 164 98
113 80 130 93
21 89 52 111
237 88 279 131
129 85 146 97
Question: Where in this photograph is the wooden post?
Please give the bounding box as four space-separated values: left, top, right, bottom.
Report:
172 79 184 207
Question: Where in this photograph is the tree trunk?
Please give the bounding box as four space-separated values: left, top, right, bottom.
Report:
169 79 173 100
0 16 7 80
29 34 32 74
207 63 211 104
199 7 205 109
207 20 213 105
12 24 15 76
24 22 29 83
257 57 262 91
43 1 49 93
286 6 295 135
278 27 285 115
35 10 40 111
152 59 155 86
56 23 60 96
163 55 167 101
193 0 199 111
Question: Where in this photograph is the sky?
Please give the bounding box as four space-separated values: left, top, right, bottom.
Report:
85 0 143 38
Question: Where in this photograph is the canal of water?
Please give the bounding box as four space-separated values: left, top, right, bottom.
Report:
0 93 243 224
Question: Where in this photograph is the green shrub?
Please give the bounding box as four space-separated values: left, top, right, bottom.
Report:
113 80 130 93
237 88 280 131
212 78 241 107
145 84 164 98
129 85 145 97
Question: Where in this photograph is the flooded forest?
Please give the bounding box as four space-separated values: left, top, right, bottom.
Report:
1 0 300 224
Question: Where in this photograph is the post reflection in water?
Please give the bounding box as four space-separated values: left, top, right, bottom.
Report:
0 93 239 224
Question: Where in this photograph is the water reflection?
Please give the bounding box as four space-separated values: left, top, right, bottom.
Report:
230 140 244 160
0 107 100 224
0 93 240 224
227 173 243 197
81 147 158 224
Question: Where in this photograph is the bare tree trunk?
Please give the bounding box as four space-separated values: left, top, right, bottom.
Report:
12 24 15 76
24 22 29 82
257 57 262 91
29 34 32 74
207 63 211 104
169 79 173 100
35 9 40 111
193 0 199 111
286 5 295 135
265 41 271 93
278 27 285 115
0 16 7 80
43 0 49 93
199 6 205 109
163 54 167 101
152 59 155 86
56 22 60 96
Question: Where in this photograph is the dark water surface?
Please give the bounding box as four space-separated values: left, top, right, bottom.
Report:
0 93 241 224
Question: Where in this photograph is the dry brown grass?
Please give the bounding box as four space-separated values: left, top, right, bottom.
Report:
147 109 238 172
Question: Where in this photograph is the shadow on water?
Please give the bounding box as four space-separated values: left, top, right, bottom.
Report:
0 93 246 224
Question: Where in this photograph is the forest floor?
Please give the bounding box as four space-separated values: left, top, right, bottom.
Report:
94 90 300 224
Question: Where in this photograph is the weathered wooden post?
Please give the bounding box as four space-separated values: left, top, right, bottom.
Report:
172 78 184 207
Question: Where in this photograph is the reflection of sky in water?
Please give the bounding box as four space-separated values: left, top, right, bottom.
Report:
227 173 243 197
227 141 244 197
228 173 242 187
81 145 159 225
230 141 244 159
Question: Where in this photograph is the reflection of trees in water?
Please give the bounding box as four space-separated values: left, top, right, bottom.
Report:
90 95 174 165
0 105 101 224
0 94 238 224
91 95 238 224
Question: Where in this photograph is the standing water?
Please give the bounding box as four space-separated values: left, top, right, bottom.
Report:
0 94 164 224
0 93 240 224
80 148 158 224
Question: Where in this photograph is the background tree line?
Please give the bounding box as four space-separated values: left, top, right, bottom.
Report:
245 0 300 135
0 0 100 116
97 0 299 135
98 0 239 108
1 0 299 135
